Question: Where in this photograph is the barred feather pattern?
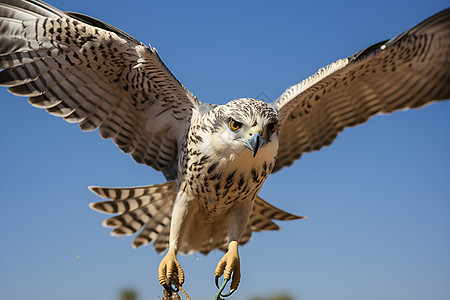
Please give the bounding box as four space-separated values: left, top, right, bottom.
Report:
230 196 305 251
0 0 199 171
89 182 177 252
196 196 304 254
90 182 303 254
273 9 450 172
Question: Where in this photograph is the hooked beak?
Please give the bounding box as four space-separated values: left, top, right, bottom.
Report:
242 131 264 157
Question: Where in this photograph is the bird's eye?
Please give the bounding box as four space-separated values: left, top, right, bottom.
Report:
267 123 277 133
229 120 242 131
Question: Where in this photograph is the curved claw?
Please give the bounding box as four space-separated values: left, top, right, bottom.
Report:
215 275 220 289
159 249 185 293
163 284 173 294
169 280 183 295
163 283 180 293
214 277 236 299
163 279 181 297
221 288 236 298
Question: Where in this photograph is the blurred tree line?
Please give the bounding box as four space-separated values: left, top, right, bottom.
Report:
119 289 294 300
120 289 138 300
249 294 293 300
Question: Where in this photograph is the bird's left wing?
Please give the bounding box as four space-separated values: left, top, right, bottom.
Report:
0 0 199 173
272 8 450 173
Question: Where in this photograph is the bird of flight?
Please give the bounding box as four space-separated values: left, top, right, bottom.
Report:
1 0 449 298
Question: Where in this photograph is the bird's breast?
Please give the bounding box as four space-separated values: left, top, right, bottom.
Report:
183 157 273 222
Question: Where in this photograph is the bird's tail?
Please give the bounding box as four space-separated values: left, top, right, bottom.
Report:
237 196 306 246
90 181 304 254
198 196 305 254
89 181 177 253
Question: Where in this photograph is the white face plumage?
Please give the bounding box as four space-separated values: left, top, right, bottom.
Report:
205 98 279 161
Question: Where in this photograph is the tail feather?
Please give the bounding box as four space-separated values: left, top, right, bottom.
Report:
235 196 305 248
89 183 303 254
152 218 172 253
197 196 304 254
107 206 154 236
253 196 305 221
90 197 152 214
133 202 172 251
89 181 176 251
248 213 280 232
237 225 253 246
199 238 228 255
89 181 176 201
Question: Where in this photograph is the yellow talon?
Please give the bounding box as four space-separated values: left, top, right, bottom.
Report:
158 249 185 288
214 241 241 294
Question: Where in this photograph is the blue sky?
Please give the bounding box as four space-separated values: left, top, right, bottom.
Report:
0 1 449 300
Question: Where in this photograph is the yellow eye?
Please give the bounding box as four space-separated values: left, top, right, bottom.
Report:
229 120 241 131
267 123 277 133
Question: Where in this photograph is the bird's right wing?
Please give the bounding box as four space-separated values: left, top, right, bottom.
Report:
272 9 450 173
0 0 199 173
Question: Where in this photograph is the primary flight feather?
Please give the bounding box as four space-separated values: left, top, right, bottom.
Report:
1 0 449 297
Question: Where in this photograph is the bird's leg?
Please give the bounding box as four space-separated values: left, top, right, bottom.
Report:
214 203 251 296
215 240 241 296
158 200 192 292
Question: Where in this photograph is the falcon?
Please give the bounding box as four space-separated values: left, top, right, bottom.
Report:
1 0 449 297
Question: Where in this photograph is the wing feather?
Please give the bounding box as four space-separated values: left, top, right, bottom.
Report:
273 9 450 173
0 0 200 173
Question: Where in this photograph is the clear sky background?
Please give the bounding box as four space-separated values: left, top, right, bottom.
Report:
0 1 449 300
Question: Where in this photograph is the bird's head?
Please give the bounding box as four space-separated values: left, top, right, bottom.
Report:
204 98 279 162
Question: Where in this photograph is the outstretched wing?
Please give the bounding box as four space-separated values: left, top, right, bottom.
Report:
272 9 450 173
0 0 199 173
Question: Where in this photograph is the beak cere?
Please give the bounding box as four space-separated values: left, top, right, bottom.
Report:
243 131 264 157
